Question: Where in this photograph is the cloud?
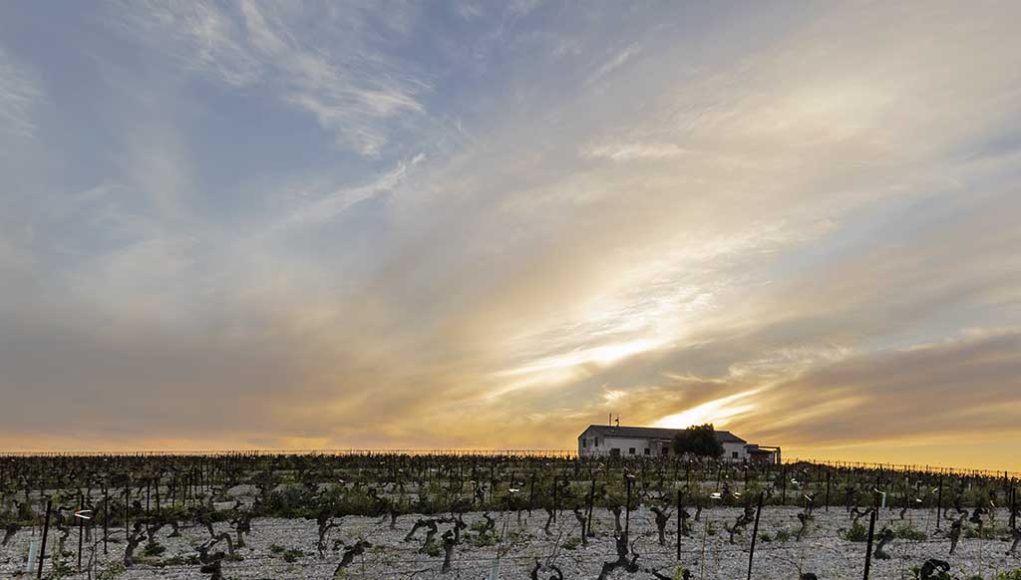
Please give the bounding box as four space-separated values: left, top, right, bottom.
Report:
588 42 640 84
106 0 261 86
106 0 429 156
238 0 428 156
0 48 41 139
582 142 686 162
740 330 1021 448
0 2 1020 470
273 153 423 230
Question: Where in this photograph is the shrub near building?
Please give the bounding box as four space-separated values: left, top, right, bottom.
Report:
672 424 725 459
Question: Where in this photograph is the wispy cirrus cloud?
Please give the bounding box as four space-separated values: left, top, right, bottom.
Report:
237 0 428 156
107 0 430 156
582 141 686 161
587 41 641 84
0 48 41 139
274 153 425 230
106 0 261 86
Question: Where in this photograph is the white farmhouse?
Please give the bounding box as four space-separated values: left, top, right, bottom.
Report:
577 424 780 464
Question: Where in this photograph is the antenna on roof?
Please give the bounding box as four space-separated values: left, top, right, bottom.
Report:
615 415 620 428
609 413 612 427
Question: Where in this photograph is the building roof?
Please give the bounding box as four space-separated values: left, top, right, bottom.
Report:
580 425 746 444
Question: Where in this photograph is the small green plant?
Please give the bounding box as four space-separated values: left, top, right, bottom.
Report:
964 524 1002 540
470 531 499 547
424 541 442 557
51 546 73 579
996 570 1021 580
774 529 791 542
282 548 305 563
97 562 127 580
562 536 581 550
894 523 927 541
759 532 772 542
142 541 166 557
269 544 286 554
844 521 869 542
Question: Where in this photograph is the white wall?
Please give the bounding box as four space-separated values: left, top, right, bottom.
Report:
577 429 604 457
722 441 748 461
579 429 751 461
579 434 671 457
604 436 651 457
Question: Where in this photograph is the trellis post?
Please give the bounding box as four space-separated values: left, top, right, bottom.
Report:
746 492 764 580
863 508 877 580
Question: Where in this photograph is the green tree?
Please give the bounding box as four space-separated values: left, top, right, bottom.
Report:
672 424 724 458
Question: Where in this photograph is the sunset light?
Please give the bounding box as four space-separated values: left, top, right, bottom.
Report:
2 3 1019 577
0 1 1019 473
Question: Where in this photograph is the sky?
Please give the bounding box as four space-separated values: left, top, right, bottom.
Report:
1 2 1019 471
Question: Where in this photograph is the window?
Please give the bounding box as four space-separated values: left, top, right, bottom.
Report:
661 448 669 456
629 447 636 455
611 448 621 457
595 437 599 446
582 438 587 448
644 448 651 456
732 451 739 459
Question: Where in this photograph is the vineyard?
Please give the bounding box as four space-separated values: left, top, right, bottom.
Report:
0 452 1018 579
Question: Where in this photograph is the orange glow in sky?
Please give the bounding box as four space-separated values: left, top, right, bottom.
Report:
1 2 1019 473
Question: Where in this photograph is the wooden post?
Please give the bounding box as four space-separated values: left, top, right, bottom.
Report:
781 466 787 506
863 508 877 580
125 483 130 541
77 493 84 572
37 499 51 579
902 476 909 516
676 490 683 561
1010 479 1016 532
529 472 536 511
625 476 632 542
825 471 831 512
746 493 764 580
936 477 943 531
552 475 558 523
103 487 109 555
586 478 596 536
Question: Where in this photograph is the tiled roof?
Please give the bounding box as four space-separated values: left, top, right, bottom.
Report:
580 425 746 444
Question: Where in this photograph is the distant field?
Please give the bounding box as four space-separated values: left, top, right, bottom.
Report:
0 453 1017 578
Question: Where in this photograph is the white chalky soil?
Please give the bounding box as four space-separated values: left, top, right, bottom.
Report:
1 508 1018 579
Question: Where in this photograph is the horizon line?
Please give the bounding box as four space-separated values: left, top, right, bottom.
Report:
1 448 1017 478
